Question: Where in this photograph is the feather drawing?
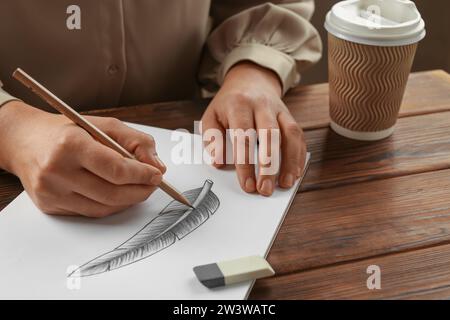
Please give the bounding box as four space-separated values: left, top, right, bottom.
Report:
70 179 220 277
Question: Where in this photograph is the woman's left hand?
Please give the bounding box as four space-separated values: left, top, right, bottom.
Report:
201 62 307 196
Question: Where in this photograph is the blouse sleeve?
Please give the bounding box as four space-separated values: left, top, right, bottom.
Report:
199 0 323 95
0 85 18 107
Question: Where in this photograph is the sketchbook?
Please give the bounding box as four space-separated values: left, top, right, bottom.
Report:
0 123 310 300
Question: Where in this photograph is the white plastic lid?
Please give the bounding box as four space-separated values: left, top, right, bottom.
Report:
325 0 426 46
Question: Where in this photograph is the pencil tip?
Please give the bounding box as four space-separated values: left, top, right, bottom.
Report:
180 197 194 209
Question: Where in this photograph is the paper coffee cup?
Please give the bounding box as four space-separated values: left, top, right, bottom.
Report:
325 0 426 141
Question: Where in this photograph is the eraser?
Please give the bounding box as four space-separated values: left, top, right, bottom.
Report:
193 256 275 289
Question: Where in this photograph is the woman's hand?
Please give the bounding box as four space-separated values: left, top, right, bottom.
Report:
0 101 166 217
201 62 307 196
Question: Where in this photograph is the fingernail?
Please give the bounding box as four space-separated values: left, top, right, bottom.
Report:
244 177 256 193
283 174 295 188
151 174 162 185
260 179 273 196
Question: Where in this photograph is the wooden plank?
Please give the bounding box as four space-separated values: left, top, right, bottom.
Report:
302 111 450 192
287 69 450 130
267 169 450 275
433 69 450 85
0 173 22 211
83 99 210 132
250 243 450 300
85 70 450 132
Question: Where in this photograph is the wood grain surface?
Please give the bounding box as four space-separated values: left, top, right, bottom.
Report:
1 70 450 299
302 111 450 191
250 242 450 300
0 172 22 211
266 169 450 275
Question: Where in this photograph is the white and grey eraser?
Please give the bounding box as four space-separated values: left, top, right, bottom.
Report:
193 256 275 289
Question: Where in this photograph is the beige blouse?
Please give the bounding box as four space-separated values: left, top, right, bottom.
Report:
0 0 322 112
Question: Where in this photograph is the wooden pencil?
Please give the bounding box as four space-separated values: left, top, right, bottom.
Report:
12 68 193 208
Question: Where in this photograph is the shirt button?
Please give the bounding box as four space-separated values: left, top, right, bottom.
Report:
108 65 119 75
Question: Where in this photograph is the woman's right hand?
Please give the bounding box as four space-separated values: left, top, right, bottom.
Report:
0 101 166 217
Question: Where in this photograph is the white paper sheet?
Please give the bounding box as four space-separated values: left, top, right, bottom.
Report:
0 123 309 299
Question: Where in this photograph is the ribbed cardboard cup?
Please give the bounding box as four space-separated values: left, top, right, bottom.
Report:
328 34 418 141
325 0 425 141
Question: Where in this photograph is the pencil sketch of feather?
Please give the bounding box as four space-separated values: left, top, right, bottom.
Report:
70 179 219 277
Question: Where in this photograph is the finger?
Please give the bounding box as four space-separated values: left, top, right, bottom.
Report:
56 192 130 218
89 117 166 173
79 139 162 186
227 108 257 193
277 112 306 188
201 109 227 168
67 169 158 207
135 139 166 175
255 109 280 196
40 207 79 216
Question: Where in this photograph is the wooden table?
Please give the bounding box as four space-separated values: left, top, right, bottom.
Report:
1 70 450 299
